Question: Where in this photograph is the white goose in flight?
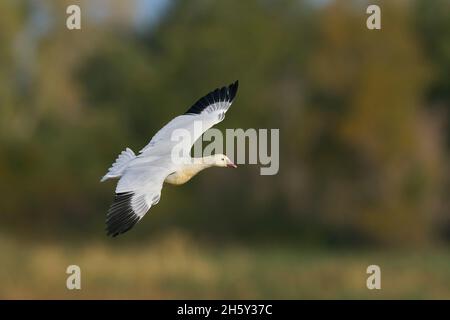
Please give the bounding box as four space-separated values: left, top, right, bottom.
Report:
101 81 239 237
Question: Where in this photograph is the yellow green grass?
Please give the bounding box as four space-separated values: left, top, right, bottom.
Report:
1 232 449 299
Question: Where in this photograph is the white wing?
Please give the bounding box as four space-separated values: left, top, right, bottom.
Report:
105 81 239 237
139 81 239 156
106 157 174 237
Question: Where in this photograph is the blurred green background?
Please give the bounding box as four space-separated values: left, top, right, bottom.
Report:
1 0 450 299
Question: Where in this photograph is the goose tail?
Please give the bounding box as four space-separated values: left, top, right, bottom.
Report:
100 148 136 182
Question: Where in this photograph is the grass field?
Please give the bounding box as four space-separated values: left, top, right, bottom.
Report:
1 232 449 299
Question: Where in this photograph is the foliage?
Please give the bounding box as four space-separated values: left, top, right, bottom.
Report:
0 0 448 248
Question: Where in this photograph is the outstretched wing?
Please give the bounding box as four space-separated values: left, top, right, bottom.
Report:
139 80 239 156
106 158 173 237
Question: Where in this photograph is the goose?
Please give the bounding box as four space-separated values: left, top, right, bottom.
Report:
101 81 239 237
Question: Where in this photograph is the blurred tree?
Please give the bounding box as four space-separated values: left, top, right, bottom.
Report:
0 0 25 141
414 0 450 108
304 0 443 246
0 0 448 248
413 0 450 240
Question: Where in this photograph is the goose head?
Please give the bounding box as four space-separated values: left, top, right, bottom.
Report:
213 154 237 168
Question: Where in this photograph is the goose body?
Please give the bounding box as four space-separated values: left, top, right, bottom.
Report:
164 157 211 185
101 81 239 237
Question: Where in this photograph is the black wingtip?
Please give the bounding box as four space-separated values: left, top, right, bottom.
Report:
184 80 240 115
229 80 239 101
106 192 140 237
